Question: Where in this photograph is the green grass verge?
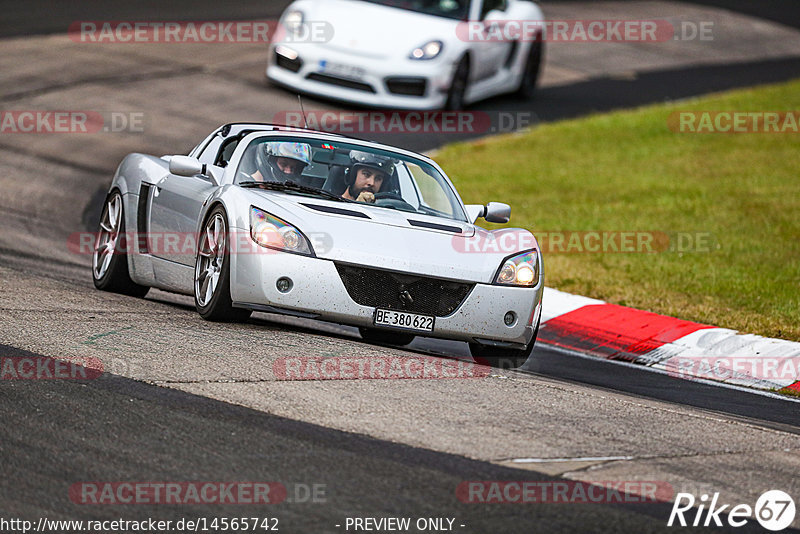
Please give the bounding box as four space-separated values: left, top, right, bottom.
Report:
777 387 800 399
436 79 800 341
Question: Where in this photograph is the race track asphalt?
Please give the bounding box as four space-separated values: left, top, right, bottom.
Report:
1 1 799 531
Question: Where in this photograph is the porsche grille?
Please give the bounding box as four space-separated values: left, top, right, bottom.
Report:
335 264 474 317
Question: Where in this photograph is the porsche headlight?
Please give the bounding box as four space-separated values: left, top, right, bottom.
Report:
494 250 539 287
409 40 443 60
282 10 305 37
250 207 314 256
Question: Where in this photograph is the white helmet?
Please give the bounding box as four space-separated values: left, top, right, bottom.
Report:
256 141 312 178
265 141 311 166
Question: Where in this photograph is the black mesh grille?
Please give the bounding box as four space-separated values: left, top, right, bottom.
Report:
306 73 376 93
385 77 427 96
335 264 473 317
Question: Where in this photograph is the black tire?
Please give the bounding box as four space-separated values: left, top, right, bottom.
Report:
359 327 415 347
92 190 149 297
444 56 470 111
515 38 544 99
469 316 540 369
194 206 252 322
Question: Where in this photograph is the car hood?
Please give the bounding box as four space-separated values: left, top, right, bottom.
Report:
300 0 459 60
246 192 532 283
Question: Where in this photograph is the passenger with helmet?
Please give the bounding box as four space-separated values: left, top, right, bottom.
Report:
342 150 396 203
251 141 312 183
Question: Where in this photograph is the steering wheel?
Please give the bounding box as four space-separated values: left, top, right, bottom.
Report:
373 192 416 212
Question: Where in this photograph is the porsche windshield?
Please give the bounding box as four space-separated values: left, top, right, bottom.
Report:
236 137 467 222
361 0 469 20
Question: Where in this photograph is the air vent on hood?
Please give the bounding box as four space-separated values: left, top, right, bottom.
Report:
407 219 462 234
301 203 370 219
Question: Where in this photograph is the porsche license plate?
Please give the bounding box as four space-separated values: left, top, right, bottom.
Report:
319 60 365 80
373 309 434 332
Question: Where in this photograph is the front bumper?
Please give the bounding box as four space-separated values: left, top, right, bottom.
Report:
229 247 542 348
266 43 455 110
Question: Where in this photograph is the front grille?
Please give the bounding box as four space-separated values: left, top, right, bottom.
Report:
385 77 427 96
306 73 376 93
275 51 303 73
335 264 474 317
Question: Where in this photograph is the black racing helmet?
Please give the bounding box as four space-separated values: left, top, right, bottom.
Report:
345 150 397 191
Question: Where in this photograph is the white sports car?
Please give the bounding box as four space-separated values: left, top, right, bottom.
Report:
92 123 543 366
266 0 545 110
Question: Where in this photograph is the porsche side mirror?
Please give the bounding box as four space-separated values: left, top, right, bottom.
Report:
169 155 206 177
465 202 511 224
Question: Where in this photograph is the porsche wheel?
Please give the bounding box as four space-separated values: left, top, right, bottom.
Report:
469 317 540 369
194 206 251 322
515 38 543 99
444 56 469 111
359 328 415 347
92 191 149 297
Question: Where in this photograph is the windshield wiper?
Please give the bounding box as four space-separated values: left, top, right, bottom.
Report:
239 180 353 203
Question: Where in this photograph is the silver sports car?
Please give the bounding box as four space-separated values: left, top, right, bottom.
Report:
92 123 543 366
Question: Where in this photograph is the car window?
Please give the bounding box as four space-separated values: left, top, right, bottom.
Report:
408 164 453 214
235 137 467 222
215 137 241 167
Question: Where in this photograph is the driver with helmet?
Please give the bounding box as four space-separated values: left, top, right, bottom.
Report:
342 150 395 203
251 141 312 183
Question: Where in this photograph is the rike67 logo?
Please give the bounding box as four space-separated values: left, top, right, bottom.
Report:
668 490 796 531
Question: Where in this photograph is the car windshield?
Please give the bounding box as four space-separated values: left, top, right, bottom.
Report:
235 137 467 222
361 0 470 20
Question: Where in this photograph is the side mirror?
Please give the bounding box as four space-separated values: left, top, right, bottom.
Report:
169 155 206 177
484 202 511 223
464 202 511 224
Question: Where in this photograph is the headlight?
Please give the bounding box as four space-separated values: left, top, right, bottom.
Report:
494 250 540 287
250 207 314 256
282 10 305 37
409 40 443 60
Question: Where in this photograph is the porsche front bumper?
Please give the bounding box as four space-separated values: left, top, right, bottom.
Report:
266 43 455 110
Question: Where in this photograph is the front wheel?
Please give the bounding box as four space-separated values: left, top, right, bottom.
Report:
194 206 251 322
359 328 415 347
444 56 470 111
92 191 149 297
515 39 544 99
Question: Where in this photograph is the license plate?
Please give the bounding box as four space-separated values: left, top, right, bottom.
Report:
373 309 435 332
319 59 365 80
